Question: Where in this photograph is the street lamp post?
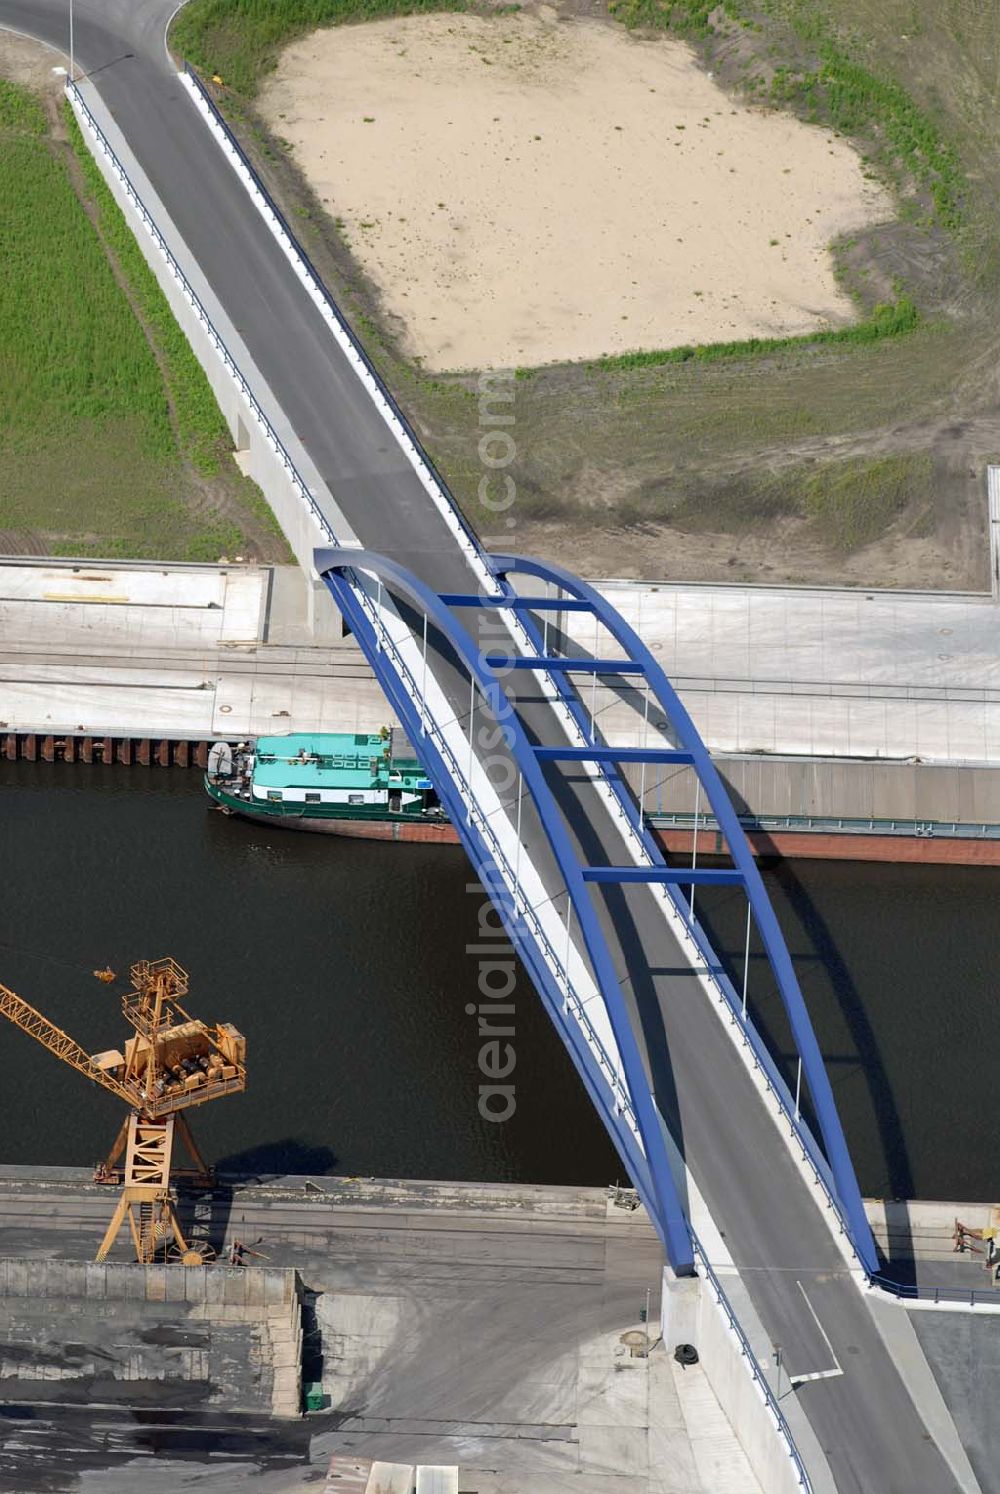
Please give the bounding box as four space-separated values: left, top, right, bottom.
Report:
69 0 74 83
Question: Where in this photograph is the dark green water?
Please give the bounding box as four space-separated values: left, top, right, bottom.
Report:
695 855 1000 1204
0 761 995 1201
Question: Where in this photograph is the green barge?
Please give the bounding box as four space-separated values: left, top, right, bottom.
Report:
204 730 458 843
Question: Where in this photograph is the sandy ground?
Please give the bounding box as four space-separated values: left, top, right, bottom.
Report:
260 8 892 371
0 28 65 92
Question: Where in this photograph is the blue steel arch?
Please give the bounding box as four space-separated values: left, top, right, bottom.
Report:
317 545 877 1279
487 555 877 1276
316 548 695 1273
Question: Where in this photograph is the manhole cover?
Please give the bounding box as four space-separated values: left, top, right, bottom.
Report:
620 1330 650 1357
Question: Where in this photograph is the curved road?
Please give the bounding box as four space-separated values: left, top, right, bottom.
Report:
0 4 971 1490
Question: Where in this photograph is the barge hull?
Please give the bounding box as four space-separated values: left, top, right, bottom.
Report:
219 803 459 844
218 808 1000 863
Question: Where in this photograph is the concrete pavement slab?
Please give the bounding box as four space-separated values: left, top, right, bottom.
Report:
910 1310 1000 1494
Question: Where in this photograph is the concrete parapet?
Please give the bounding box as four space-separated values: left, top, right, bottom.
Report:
866 1198 1000 1262
225 1267 251 1306
25 1260 48 1301
245 1268 267 1309
266 1269 292 1307
55 1262 88 1299
0 1258 303 1418
144 1265 167 1303
185 1267 208 1305
661 1265 815 1494
205 1266 227 1308
4 1261 27 1299
0 1257 296 1305
163 1266 188 1303
124 1264 149 1303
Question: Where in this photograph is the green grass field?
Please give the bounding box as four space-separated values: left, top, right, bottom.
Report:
172 0 466 96
171 0 1000 587
0 76 288 563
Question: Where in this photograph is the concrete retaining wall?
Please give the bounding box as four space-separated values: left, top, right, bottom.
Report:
0 1259 303 1417
865 1198 1000 1263
0 1256 297 1311
627 753 1000 828
660 1270 813 1494
67 82 347 594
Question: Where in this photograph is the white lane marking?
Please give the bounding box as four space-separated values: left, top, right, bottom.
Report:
789 1280 845 1386
163 0 189 70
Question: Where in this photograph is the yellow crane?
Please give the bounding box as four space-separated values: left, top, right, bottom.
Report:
0 957 246 1266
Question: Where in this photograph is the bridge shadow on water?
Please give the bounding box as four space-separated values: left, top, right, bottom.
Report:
693 844 919 1285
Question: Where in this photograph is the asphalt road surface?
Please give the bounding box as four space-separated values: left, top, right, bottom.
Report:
0 4 971 1489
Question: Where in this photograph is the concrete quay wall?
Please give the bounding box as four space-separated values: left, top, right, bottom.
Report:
584 568 1000 766
636 754 1000 864
865 1199 1000 1263
637 754 1000 826
0 562 386 744
4 557 1000 855
0 1257 303 1418
0 1172 768 1491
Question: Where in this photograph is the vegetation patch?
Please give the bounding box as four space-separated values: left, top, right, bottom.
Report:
0 74 287 562
607 0 738 38
802 452 933 551
0 76 46 133
588 296 919 373
1 96 174 469
765 46 962 231
671 451 934 552
172 0 467 97
65 104 233 476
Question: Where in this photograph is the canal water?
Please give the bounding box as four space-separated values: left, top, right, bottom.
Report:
0 761 995 1202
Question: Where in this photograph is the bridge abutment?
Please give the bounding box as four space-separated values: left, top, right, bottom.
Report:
661 1263 833 1494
